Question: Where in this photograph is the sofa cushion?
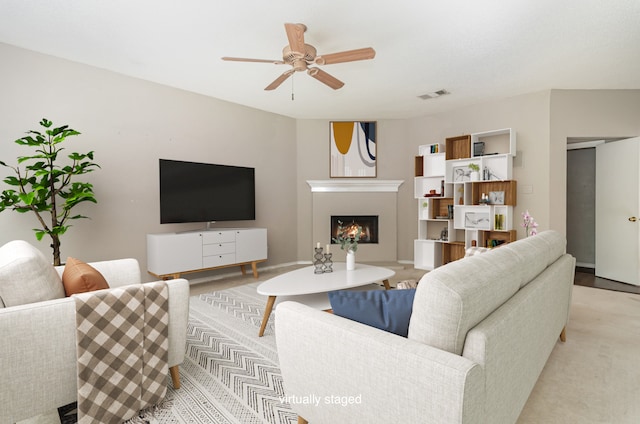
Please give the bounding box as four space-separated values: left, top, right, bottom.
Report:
0 240 65 308
328 289 416 337
408 230 566 355
62 257 110 296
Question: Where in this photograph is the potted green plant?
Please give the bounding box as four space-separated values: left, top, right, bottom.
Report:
468 163 480 181
332 220 362 270
0 119 100 265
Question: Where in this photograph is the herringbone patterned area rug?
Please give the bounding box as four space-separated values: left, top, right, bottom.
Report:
156 282 297 424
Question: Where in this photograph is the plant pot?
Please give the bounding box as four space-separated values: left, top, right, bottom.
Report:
346 250 356 271
470 171 480 181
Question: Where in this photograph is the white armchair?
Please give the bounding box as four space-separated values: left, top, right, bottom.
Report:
0 257 190 423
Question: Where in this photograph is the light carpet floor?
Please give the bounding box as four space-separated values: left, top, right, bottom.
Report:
517 284 640 423
160 273 639 423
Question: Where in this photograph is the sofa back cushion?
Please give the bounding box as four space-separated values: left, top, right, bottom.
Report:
0 240 65 308
407 230 566 355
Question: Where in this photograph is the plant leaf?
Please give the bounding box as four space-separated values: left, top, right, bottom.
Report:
18 192 36 205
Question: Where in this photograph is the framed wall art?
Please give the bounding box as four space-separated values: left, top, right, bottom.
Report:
465 211 491 230
489 191 505 205
330 121 377 178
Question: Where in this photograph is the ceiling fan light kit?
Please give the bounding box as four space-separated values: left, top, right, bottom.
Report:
222 23 375 91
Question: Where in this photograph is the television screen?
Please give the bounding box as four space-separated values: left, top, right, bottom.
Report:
159 159 255 223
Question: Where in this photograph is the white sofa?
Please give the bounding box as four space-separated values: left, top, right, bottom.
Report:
276 230 576 424
0 255 190 423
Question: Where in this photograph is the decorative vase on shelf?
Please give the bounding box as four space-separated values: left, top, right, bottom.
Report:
346 250 356 271
470 171 480 181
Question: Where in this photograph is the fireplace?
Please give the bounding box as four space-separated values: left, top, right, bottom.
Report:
309 180 403 262
331 215 379 244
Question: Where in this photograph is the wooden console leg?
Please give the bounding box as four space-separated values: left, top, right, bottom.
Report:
560 326 567 342
251 261 259 278
169 365 181 389
259 295 276 337
382 279 391 290
240 264 247 276
298 417 309 424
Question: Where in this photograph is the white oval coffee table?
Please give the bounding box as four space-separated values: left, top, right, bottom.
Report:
256 263 395 336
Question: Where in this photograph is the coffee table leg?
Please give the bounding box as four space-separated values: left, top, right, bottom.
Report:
259 295 276 337
383 279 391 290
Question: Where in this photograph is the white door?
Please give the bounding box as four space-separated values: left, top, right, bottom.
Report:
595 137 640 286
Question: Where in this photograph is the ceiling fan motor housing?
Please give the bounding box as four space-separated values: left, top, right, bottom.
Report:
282 44 316 71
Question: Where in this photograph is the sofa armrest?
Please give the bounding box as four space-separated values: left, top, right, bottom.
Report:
0 297 78 422
275 302 485 424
165 278 190 366
0 278 189 423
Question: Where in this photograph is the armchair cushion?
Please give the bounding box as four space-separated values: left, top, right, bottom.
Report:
328 289 416 337
0 240 64 308
62 257 110 296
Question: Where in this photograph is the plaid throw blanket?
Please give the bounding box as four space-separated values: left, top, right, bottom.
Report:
73 282 169 424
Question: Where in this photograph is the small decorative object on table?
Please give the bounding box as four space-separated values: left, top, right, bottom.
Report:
313 243 324 274
323 252 333 273
332 220 362 271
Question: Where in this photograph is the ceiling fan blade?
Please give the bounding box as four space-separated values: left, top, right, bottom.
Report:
284 23 307 53
265 69 295 91
315 47 376 65
222 57 285 64
307 67 344 90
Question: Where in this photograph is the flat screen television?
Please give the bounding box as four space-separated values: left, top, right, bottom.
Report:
159 159 255 224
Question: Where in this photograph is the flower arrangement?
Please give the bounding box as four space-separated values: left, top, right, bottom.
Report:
332 220 362 253
521 210 538 237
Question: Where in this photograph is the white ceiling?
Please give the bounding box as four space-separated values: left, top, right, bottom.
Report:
1 0 639 120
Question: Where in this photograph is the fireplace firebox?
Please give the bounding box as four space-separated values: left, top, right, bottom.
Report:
331 215 379 244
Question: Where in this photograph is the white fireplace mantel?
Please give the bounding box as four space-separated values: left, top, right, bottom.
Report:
307 180 404 193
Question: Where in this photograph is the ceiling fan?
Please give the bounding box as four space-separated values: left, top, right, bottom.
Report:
221 23 375 91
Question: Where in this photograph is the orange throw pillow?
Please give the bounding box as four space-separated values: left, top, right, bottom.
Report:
62 257 110 296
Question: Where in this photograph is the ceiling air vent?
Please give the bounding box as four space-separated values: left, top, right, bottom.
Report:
418 89 450 100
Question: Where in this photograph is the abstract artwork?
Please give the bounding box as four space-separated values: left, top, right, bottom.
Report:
465 212 491 229
452 165 471 182
330 121 377 178
489 191 505 205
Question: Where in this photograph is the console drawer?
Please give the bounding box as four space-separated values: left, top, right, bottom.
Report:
203 231 236 244
203 242 236 256
203 253 236 268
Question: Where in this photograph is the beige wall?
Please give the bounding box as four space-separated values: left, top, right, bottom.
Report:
295 119 412 262
2 43 639 271
405 91 552 242
293 94 555 262
549 89 640 234
0 43 297 280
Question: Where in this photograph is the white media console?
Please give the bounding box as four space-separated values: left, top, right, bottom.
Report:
147 228 267 279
